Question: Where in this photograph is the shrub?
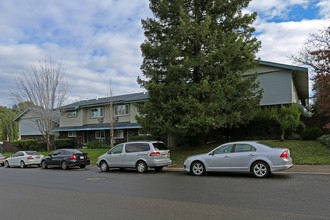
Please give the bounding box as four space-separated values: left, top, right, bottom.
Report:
11 139 37 151
87 141 109 149
36 141 47 151
301 126 323 140
318 134 330 147
54 139 75 149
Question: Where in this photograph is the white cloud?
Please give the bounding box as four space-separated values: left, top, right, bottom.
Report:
316 0 330 18
249 0 309 19
255 19 330 65
0 0 150 107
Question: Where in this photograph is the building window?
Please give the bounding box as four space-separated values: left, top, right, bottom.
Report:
114 104 129 116
91 107 104 118
95 130 105 139
138 129 151 136
68 131 77 137
114 130 124 139
67 111 77 118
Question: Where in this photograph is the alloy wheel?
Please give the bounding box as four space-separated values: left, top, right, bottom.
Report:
253 162 269 178
191 162 205 176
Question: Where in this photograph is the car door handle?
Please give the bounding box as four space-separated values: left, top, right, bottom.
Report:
250 153 256 156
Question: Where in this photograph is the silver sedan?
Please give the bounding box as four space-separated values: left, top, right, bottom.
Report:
184 141 292 178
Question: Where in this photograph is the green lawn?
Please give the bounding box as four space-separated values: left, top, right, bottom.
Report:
2 141 329 165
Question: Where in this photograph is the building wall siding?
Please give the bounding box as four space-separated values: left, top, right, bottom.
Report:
257 70 293 106
19 118 42 135
59 103 140 127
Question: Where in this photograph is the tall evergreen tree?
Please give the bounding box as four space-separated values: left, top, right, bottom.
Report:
137 0 263 145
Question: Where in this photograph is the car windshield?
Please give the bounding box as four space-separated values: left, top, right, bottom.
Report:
152 142 168 151
26 151 40 155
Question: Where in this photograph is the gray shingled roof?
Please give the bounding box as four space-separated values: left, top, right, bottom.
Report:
13 107 60 123
51 122 141 132
60 92 148 110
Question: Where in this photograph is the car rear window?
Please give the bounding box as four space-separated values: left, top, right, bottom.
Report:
152 142 168 151
26 151 40 155
67 149 83 154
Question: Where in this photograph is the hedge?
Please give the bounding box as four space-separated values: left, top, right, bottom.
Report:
54 139 75 149
11 139 47 151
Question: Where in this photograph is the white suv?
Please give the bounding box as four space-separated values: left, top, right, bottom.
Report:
96 141 172 173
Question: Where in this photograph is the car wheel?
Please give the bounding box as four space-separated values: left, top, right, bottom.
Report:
20 160 25 168
136 161 147 173
155 166 164 171
100 161 109 172
61 161 68 170
41 161 47 169
252 161 270 178
4 161 10 168
79 165 86 169
191 161 205 176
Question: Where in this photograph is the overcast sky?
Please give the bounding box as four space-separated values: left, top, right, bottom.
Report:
0 0 329 107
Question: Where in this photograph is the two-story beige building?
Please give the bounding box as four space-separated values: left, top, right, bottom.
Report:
52 92 148 146
51 60 309 147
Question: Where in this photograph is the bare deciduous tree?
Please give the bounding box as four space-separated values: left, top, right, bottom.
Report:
12 58 69 151
292 26 330 129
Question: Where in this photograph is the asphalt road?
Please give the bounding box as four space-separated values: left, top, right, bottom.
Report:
0 166 329 220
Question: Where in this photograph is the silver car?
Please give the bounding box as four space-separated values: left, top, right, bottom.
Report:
5 151 44 168
97 141 171 173
184 141 292 178
0 153 7 166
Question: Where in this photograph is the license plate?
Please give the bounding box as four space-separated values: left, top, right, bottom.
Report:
80 156 84 159
36 156 40 159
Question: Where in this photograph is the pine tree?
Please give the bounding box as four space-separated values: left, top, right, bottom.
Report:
137 0 263 146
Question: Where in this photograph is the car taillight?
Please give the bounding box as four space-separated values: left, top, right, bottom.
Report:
168 150 170 154
87 155 90 159
4 157 7 159
150 152 160 156
27 156 33 160
70 155 76 159
280 150 288 158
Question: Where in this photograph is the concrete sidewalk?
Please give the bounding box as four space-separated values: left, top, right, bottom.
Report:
164 164 330 174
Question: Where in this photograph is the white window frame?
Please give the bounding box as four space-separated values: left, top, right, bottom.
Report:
91 107 104 118
95 130 105 139
68 131 77 137
114 104 129 116
67 111 77 118
114 130 124 139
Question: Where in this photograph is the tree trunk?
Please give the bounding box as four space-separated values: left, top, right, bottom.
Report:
281 128 285 142
47 135 51 151
197 133 205 147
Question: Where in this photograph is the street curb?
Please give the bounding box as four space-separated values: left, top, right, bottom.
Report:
89 164 330 174
164 165 330 174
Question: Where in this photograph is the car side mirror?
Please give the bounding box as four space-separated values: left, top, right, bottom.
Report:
209 151 214 156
